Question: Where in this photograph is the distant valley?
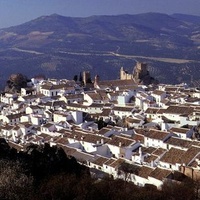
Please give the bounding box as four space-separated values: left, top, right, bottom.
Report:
0 12 200 88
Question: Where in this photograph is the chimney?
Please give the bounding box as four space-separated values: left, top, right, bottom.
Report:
182 163 186 174
81 136 85 140
139 147 143 163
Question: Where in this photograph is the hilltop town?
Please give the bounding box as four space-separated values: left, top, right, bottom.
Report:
0 62 200 189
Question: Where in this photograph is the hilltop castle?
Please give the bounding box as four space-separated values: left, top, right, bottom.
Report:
120 62 158 85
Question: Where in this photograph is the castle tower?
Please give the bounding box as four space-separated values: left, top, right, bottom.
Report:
94 75 100 89
120 67 132 80
120 67 125 80
82 71 91 86
132 62 148 81
135 62 148 76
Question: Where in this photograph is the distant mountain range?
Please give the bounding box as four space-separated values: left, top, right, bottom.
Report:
0 12 200 88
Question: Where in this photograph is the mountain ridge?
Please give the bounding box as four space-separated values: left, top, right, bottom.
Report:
0 12 200 88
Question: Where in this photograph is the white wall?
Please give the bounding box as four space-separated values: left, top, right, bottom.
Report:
71 111 83 124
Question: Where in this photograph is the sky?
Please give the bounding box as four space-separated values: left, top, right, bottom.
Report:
0 0 200 28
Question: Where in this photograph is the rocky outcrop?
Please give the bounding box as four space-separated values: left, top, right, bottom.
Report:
4 73 28 93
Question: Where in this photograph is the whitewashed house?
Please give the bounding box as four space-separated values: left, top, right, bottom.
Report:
112 106 135 119
40 84 61 97
144 129 174 148
151 90 166 106
25 105 44 115
169 127 193 139
163 105 194 122
11 125 23 142
107 135 140 159
59 94 83 104
159 147 186 170
1 113 22 125
132 165 154 187
148 167 172 189
87 103 104 114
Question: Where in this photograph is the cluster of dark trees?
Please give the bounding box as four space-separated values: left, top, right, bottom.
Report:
0 138 198 200
4 73 29 93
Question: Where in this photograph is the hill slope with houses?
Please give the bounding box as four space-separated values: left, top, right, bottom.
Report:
0 71 200 190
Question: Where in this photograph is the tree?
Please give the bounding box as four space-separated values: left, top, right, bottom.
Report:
73 75 78 82
162 180 195 200
118 162 139 182
97 117 106 130
0 160 34 200
79 72 83 82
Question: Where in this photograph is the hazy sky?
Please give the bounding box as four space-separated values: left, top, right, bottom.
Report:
0 0 200 28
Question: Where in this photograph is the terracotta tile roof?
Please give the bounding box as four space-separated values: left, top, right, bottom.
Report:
57 144 77 156
97 127 112 135
164 105 194 115
67 103 88 109
64 94 83 101
149 167 172 181
107 135 135 147
109 158 125 168
6 113 23 120
138 166 154 179
88 103 104 108
142 146 157 155
145 129 170 140
165 86 182 92
55 137 69 145
144 154 158 163
165 137 193 149
152 148 167 157
132 133 144 143
181 145 200 165
86 92 103 101
104 103 114 108
145 107 161 114
42 123 55 129
18 122 34 128
100 108 112 117
92 156 109 166
192 141 200 147
104 158 116 166
99 80 136 88
41 83 75 90
1 125 14 130
126 117 141 123
70 151 95 163
159 147 186 165
152 90 165 95
134 128 148 136
12 125 20 131
66 129 110 145
170 127 190 134
113 106 134 112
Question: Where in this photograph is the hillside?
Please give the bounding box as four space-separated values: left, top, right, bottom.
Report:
0 12 200 87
